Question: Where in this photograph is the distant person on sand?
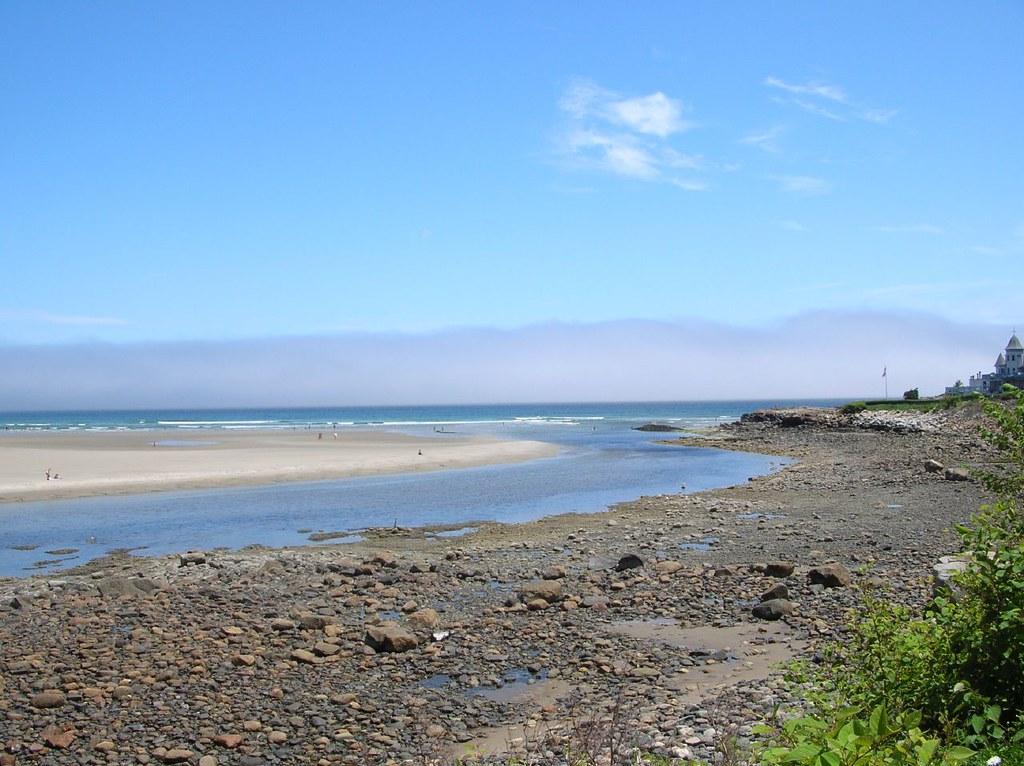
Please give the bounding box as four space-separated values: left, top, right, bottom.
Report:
45 469 51 481
317 432 322 440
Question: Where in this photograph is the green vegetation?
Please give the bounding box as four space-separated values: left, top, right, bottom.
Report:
761 385 1024 766
839 394 984 415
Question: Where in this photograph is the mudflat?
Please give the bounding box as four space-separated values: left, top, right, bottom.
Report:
0 429 560 503
0 405 996 764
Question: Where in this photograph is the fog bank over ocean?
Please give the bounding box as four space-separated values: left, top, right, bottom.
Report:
0 311 1006 410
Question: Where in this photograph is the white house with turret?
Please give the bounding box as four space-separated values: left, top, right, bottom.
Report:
947 332 1024 395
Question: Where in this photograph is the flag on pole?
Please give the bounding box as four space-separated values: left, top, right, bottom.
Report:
882 367 887 378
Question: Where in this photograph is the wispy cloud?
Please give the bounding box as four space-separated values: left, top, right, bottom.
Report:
765 76 847 103
740 126 784 153
561 80 691 137
0 309 127 327
765 76 893 124
558 79 705 190
773 175 831 195
873 224 945 235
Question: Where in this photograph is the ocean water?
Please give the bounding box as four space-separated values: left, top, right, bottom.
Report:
0 401 840 577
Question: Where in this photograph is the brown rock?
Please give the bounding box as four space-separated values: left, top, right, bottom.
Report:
518 580 563 603
654 560 683 574
232 654 257 667
213 734 244 748
291 649 320 665
41 724 76 749
407 608 439 629
364 622 419 653
807 563 852 588
30 690 66 709
765 561 795 578
159 749 194 763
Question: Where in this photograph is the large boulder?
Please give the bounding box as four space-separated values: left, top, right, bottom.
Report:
364 622 419 653
752 599 795 621
764 561 795 578
807 563 852 588
518 580 563 603
95 577 162 599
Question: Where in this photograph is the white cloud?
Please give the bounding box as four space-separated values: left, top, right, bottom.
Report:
779 220 807 232
873 224 945 235
740 126 784 152
764 76 847 103
561 80 690 137
764 75 892 124
773 175 831 195
607 92 689 137
557 79 704 190
0 309 126 327
566 130 659 179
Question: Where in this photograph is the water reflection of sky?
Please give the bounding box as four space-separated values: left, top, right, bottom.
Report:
0 419 789 577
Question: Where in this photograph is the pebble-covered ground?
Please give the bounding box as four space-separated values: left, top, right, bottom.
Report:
0 405 997 765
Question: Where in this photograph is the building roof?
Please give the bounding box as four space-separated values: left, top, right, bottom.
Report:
1007 333 1023 351
997 353 1006 366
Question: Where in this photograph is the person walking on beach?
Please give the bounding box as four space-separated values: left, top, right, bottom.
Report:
45 468 51 481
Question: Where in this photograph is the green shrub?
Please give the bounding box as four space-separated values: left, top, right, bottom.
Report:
755 706 975 766
841 402 868 414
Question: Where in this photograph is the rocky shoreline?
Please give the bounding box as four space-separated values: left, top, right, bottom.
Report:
0 405 997 765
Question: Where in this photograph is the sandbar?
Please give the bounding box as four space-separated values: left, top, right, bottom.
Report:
0 428 559 503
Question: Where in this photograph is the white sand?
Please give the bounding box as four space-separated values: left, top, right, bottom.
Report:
0 429 559 503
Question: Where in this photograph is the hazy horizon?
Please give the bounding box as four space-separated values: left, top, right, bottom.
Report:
1 310 1013 410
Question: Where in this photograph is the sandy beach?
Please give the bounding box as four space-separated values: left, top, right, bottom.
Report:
0 429 559 504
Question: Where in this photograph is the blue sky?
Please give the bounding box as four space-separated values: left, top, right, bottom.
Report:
2 2 1022 352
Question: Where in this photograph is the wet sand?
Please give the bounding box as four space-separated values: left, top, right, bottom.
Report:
0 429 559 503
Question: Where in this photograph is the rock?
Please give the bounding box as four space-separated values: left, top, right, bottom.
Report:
94 740 116 752
752 599 795 621
267 731 287 744
179 551 206 566
291 649 320 665
542 565 566 580
614 554 644 571
933 555 970 597
41 724 75 749
518 580 563 603
95 576 162 598
232 654 257 667
213 734 244 749
30 690 66 708
426 724 446 738
270 618 295 632
199 757 218 766
364 622 419 653
654 560 683 574
297 614 331 630
944 467 971 482
313 641 340 657
764 561 795 578
407 608 439 629
632 423 684 432
924 459 944 473
760 583 789 602
159 750 194 763
807 563 852 588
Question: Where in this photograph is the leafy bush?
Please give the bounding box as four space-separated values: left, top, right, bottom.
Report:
905 388 921 400
841 402 868 414
756 706 975 766
762 386 1024 762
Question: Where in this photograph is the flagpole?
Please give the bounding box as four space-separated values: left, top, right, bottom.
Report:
883 366 888 400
